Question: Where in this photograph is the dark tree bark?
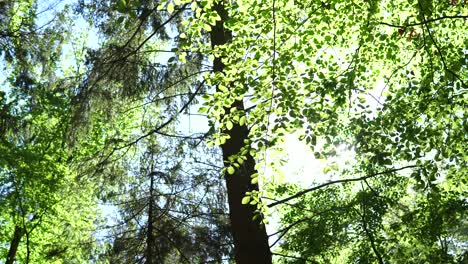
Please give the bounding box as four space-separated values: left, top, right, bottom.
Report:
209 3 272 264
6 225 24 264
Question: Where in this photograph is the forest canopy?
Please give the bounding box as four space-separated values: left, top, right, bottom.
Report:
0 0 467 263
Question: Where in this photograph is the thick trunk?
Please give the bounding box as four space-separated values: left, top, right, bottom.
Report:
209 3 272 264
6 225 24 264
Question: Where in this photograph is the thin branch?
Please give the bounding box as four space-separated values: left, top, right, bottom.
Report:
91 80 206 173
119 6 158 52
261 196 312 212
263 0 277 179
417 4 468 88
154 131 208 140
153 225 192 263
268 205 350 249
113 3 189 64
268 165 419 207
379 15 468 28
379 48 421 100
193 159 223 170
120 80 205 149
359 184 384 264
269 218 309 248
272 252 313 262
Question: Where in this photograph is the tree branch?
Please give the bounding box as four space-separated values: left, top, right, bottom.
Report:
268 165 419 208
121 80 205 149
416 4 468 88
269 219 309 249
272 252 314 262
358 185 384 264
89 80 207 175
379 15 468 28
113 3 189 64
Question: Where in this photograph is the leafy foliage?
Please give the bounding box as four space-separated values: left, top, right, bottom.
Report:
1 0 467 263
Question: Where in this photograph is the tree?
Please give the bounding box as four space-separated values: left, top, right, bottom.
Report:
73 0 273 261
0 60 103 264
69 1 237 262
98 135 233 263
1 2 109 263
209 2 273 263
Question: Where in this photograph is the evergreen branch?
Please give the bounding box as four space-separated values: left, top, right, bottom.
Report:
120 79 205 149
119 6 159 52
87 80 206 180
115 3 189 63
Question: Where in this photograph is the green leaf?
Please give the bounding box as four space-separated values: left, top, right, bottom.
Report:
167 2 174 14
241 196 250 204
116 16 125 25
116 0 127 12
227 166 235 175
239 116 246 126
226 120 233 130
251 177 258 184
198 106 208 113
203 24 212 32
252 214 259 221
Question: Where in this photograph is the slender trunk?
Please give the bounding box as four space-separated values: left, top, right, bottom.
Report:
146 172 155 264
209 3 272 263
6 225 24 264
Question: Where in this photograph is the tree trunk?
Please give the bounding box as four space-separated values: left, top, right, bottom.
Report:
6 225 24 264
209 3 272 264
146 171 156 264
